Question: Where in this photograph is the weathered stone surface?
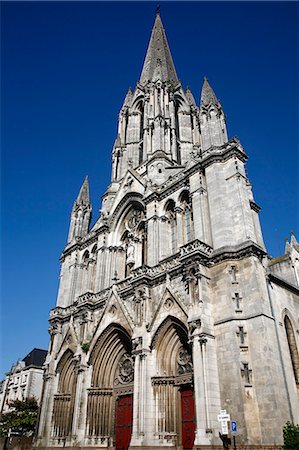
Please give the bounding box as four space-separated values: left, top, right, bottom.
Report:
35 11 299 450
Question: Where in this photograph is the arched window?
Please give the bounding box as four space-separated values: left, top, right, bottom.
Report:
52 351 77 437
165 200 177 255
81 249 97 293
284 316 299 383
180 191 194 244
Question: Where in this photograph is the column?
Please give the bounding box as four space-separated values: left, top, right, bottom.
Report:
191 190 204 242
192 333 211 445
147 217 158 266
71 362 84 438
132 352 148 442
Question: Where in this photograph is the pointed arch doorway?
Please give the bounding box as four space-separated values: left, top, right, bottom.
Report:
152 316 195 449
87 325 134 449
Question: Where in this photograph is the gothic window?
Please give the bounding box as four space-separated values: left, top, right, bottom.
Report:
52 351 77 438
165 199 177 255
180 191 194 244
81 248 96 293
284 316 299 383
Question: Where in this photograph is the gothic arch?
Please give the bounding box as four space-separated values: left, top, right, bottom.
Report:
110 193 144 232
89 323 132 387
131 95 144 112
151 316 193 438
174 93 189 112
151 316 191 375
284 315 299 384
81 248 96 293
52 350 77 438
56 350 76 393
113 201 146 275
87 324 134 437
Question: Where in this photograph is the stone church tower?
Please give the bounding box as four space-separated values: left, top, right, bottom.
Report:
36 13 299 450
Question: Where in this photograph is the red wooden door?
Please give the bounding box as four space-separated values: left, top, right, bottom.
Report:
180 389 196 450
115 394 133 450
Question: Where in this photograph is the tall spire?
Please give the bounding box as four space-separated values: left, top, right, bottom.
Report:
140 12 179 85
200 77 218 106
76 176 90 206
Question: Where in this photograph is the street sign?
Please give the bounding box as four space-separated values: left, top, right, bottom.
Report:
231 420 237 434
218 413 230 421
221 421 229 434
218 409 230 435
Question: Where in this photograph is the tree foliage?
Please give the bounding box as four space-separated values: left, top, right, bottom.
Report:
0 398 39 437
283 421 299 450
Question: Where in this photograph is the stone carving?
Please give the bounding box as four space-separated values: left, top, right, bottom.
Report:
164 297 174 310
126 240 135 267
48 322 62 335
133 288 147 325
177 347 193 374
127 209 143 231
188 319 201 335
132 337 142 353
117 354 134 384
108 304 117 316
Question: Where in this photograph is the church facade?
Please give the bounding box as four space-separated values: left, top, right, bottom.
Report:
35 13 299 450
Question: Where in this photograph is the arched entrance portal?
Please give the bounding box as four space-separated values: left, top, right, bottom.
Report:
52 350 77 438
152 317 195 449
87 325 134 449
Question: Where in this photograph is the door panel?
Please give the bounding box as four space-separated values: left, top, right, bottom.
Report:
181 389 195 450
115 394 133 450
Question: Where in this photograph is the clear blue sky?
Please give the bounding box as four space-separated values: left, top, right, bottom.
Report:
1 1 298 378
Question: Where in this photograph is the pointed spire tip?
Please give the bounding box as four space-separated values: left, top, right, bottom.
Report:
140 11 178 85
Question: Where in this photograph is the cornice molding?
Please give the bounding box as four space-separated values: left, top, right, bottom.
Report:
268 273 299 295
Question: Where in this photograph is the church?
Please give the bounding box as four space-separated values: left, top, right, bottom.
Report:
35 12 299 450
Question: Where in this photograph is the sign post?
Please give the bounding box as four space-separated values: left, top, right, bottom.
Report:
230 420 237 450
217 410 231 449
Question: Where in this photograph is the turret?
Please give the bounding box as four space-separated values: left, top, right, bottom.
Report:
67 176 91 242
199 77 228 150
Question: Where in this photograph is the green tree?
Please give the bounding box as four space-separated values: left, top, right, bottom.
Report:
283 421 299 450
0 398 39 437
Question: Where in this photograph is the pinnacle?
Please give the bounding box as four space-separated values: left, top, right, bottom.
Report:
123 87 133 107
201 77 218 106
140 14 179 85
76 176 90 206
